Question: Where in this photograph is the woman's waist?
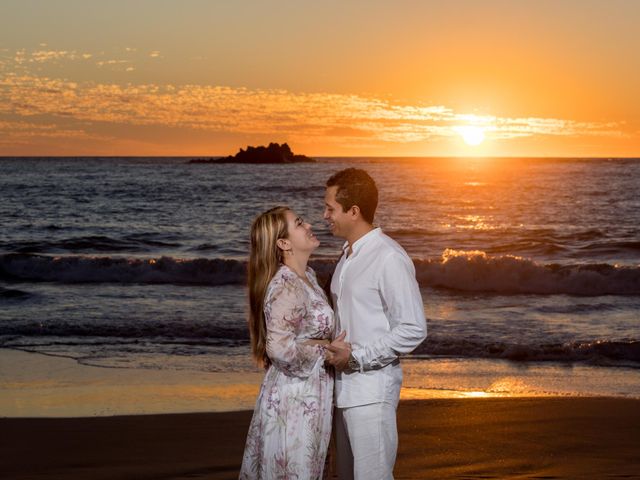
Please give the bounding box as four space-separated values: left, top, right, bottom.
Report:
296 337 331 346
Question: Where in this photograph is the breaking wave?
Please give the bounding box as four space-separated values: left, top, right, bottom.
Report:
2 334 637 368
414 249 640 295
413 337 640 366
1 250 638 295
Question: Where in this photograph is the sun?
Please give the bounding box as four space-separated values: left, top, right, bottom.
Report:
456 126 485 146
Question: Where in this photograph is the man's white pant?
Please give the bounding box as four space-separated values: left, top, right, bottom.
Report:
334 402 398 480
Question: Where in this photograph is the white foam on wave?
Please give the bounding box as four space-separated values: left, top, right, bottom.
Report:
1 250 639 295
414 249 640 295
412 337 640 365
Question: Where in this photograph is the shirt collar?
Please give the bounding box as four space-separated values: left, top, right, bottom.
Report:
342 227 381 256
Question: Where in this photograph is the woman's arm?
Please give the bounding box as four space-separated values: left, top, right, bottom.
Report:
265 277 326 378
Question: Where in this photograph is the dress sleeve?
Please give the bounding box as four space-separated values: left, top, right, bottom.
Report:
264 275 325 378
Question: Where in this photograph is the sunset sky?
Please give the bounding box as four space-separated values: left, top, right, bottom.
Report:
1 0 638 157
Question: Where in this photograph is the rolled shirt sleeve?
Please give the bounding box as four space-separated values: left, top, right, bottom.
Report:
350 252 427 371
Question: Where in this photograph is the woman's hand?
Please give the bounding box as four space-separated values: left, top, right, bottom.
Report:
324 331 352 371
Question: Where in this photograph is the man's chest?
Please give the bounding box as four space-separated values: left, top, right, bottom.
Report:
332 255 381 306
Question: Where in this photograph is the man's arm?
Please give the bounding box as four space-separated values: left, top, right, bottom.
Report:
349 251 427 371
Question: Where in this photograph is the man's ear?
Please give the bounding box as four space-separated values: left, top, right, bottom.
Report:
349 205 361 219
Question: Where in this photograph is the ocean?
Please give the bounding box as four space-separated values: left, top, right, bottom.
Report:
1 157 639 398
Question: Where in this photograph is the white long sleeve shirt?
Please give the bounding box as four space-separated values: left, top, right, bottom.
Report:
330 227 427 408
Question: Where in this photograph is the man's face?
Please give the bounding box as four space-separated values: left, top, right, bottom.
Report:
323 186 351 239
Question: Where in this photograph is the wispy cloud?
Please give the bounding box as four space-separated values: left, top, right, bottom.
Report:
0 46 628 150
8 47 133 72
13 48 94 65
0 119 106 146
96 59 132 67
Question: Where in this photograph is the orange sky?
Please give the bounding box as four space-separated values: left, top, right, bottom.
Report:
0 0 638 157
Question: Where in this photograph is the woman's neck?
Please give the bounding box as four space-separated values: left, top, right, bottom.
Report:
283 253 310 279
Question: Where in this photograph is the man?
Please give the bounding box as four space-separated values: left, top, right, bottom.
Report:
324 168 427 480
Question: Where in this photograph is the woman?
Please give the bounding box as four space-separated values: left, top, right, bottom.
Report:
239 206 337 480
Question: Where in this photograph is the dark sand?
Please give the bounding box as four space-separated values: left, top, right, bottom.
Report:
2 397 639 479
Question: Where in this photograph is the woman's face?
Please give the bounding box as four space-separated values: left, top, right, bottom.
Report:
282 209 320 255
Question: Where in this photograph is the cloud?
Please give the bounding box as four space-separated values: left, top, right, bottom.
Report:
0 46 629 148
6 47 133 73
13 49 94 65
0 119 106 146
96 59 131 66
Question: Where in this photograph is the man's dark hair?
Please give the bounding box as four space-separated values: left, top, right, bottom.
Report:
326 168 378 224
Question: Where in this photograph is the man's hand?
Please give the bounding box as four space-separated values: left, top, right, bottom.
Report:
325 331 352 372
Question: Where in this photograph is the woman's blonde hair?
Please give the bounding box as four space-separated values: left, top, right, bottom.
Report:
248 206 290 367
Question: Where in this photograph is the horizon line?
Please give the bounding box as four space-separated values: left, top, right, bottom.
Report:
1 155 639 159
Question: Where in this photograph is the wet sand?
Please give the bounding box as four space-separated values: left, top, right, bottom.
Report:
2 397 639 479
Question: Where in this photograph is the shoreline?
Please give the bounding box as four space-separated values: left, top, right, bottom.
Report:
2 398 639 479
2 348 640 418
2 344 640 477
0 348 263 418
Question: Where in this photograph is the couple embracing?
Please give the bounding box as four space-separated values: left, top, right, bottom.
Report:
240 168 427 480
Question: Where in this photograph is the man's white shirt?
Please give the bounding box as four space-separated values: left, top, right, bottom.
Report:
330 227 427 408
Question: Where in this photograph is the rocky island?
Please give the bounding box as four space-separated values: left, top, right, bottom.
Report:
189 143 315 164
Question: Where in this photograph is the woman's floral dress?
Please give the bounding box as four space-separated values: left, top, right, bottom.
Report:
239 265 335 480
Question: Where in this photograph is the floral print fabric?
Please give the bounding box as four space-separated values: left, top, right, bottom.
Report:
240 265 335 480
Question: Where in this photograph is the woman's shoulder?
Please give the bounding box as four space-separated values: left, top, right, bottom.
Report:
272 264 298 283
266 265 304 301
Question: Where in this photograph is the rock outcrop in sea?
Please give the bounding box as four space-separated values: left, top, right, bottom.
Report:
189 143 315 164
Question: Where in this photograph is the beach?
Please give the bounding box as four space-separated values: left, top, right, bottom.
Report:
3 398 639 479
2 349 640 479
3 0 640 474
1 157 639 478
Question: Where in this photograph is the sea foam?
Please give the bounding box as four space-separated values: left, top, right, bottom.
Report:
1 250 638 295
